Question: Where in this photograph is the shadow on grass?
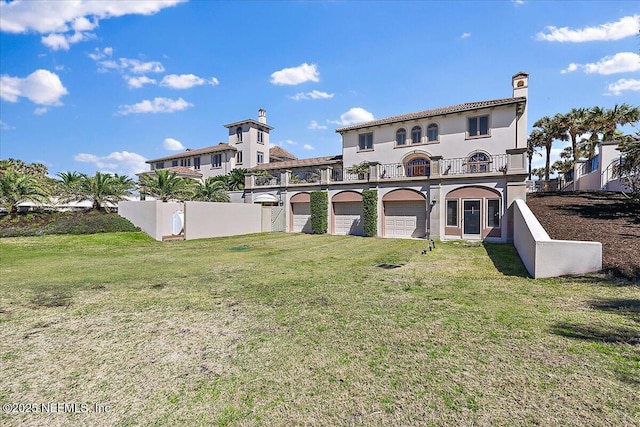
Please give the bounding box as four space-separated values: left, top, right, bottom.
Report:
589 298 640 323
30 286 72 308
550 321 639 345
482 243 529 278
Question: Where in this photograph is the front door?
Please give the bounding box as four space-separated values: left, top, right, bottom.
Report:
463 200 481 236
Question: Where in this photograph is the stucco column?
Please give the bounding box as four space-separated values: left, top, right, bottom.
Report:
506 148 527 175
506 181 527 243
368 161 380 182
320 167 330 185
282 170 291 188
430 156 442 178
245 172 256 190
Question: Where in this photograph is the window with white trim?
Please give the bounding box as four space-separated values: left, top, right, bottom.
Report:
467 152 490 173
236 151 243 164
236 126 243 143
396 128 406 146
257 151 264 164
487 199 500 228
468 115 489 137
194 157 201 169
258 130 264 143
358 132 373 151
427 123 438 142
411 126 422 144
211 154 222 168
446 200 458 227
171 160 178 167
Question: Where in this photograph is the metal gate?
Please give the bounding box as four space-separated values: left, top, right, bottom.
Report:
271 206 285 232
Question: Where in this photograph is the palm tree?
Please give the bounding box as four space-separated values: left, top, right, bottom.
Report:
75 172 133 211
556 108 589 180
56 171 86 202
526 130 544 180
193 178 230 202
0 168 51 215
533 115 568 189
227 168 247 191
138 169 194 202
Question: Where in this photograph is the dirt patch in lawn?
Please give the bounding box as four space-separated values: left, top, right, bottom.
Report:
527 192 640 280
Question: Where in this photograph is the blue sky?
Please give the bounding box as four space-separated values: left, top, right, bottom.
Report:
1 0 639 177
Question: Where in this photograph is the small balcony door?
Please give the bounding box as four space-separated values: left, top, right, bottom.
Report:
463 200 481 236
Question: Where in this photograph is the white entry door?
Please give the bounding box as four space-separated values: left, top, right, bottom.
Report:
384 201 426 238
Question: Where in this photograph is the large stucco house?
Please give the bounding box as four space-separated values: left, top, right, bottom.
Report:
246 72 530 242
143 72 530 242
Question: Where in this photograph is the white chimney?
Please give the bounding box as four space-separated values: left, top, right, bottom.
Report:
258 108 267 124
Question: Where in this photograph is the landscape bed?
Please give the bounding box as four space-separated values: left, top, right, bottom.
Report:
0 232 638 426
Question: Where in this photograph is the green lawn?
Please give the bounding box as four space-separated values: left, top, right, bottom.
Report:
0 232 638 426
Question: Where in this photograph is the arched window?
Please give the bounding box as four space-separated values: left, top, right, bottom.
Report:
406 157 430 177
427 123 438 142
411 126 422 144
236 126 243 143
467 152 490 173
396 128 406 146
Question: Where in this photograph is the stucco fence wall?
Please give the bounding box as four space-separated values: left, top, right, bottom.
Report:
118 200 264 241
513 199 601 278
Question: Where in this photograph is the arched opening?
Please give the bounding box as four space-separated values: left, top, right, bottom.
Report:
427 123 438 142
396 128 407 146
411 126 422 144
467 152 490 173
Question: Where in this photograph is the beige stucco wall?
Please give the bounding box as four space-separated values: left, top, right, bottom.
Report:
118 200 183 241
341 105 518 168
184 201 262 240
513 199 601 278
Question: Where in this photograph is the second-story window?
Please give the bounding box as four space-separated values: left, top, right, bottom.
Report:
171 160 178 167
427 123 439 142
468 115 489 138
155 162 164 169
194 157 201 169
358 132 373 151
236 151 243 164
257 151 264 164
236 126 243 143
411 126 422 144
211 154 222 168
257 130 264 143
396 128 406 146
180 158 191 167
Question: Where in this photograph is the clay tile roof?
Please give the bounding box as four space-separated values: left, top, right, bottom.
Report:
137 166 203 178
335 97 527 133
251 155 343 171
269 146 298 160
146 143 236 163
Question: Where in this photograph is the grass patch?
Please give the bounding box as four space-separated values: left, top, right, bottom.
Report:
0 232 638 426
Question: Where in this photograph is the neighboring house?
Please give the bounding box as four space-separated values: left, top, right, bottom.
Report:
145 109 273 180
246 72 530 242
569 141 630 192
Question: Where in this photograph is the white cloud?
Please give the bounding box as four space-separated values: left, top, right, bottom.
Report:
290 90 334 101
584 52 640 75
43 30 95 50
270 63 320 86
512 0 525 5
0 69 68 105
461 32 471 39
303 144 314 150
329 107 375 126
126 76 157 89
88 46 112 61
119 58 165 74
163 137 185 151
560 63 579 74
0 0 185 50
276 139 297 146
117 97 193 115
308 120 327 130
537 15 640 42
33 107 48 115
607 78 640 96
73 150 148 176
160 74 219 89
0 119 15 130
560 53 640 75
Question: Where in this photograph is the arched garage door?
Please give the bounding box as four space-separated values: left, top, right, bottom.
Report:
333 191 363 236
290 193 312 233
383 189 426 238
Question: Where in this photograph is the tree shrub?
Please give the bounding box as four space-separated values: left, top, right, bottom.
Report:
310 191 328 234
362 189 378 237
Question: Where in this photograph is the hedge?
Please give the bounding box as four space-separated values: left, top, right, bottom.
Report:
310 191 328 234
362 189 378 237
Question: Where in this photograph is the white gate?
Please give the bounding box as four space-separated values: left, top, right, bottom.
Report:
271 206 285 232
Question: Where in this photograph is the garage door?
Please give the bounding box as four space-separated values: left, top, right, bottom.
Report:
334 202 363 236
291 203 311 233
384 201 426 238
